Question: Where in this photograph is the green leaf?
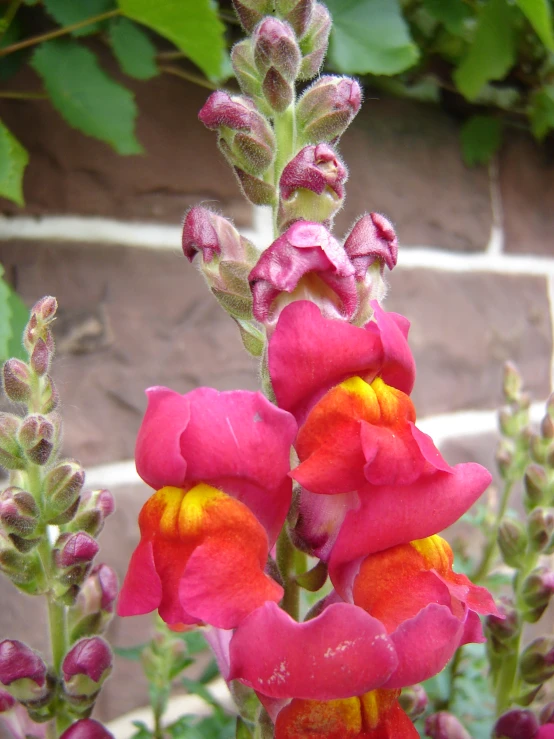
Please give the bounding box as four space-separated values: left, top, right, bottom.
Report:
0 120 28 206
530 85 554 140
460 115 503 166
199 658 220 684
236 717 253 739
6 287 28 360
43 0 116 37
454 0 516 101
515 0 554 50
422 0 471 35
177 629 207 655
109 17 158 79
325 0 420 75
0 267 11 361
117 0 226 80
167 655 193 680
31 40 142 155
113 643 148 660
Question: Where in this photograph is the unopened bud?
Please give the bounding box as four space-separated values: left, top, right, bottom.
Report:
399 684 428 720
0 487 39 537
68 489 115 537
494 709 539 738
30 338 51 376
199 91 275 175
275 0 314 36
425 712 471 738
344 213 398 277
0 413 24 470
279 144 347 229
23 297 57 355
39 374 59 414
2 359 32 404
18 414 54 466
528 507 554 552
231 40 271 116
62 637 112 701
70 564 118 641
297 75 362 144
498 518 527 567
524 464 548 510
542 414 554 440
232 0 274 33
0 640 49 704
0 535 41 590
56 532 99 569
540 702 554 724
235 167 277 206
503 362 522 403
60 719 115 739
521 566 554 621
253 18 300 112
295 559 327 592
529 432 548 465
485 599 521 651
298 3 331 79
499 408 522 438
44 461 85 522
0 688 15 712
520 637 554 684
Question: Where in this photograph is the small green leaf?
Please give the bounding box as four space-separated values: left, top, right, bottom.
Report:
167 655 193 680
0 267 12 360
236 717 253 739
177 629 207 655
31 40 142 155
6 286 28 360
454 0 516 101
460 115 503 167
515 0 554 51
43 0 116 37
325 0 420 75
113 643 148 660
422 0 471 35
117 0 226 80
109 18 158 80
529 85 554 140
0 120 28 206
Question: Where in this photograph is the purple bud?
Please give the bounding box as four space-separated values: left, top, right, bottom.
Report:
232 0 274 33
68 489 115 538
183 206 250 265
528 507 554 552
39 374 59 414
521 566 554 618
44 461 85 521
297 75 362 144
18 414 54 466
60 719 114 739
344 213 398 278
276 0 314 37
485 598 521 649
235 168 277 206
199 91 275 174
249 220 357 332
298 3 331 80
399 683 428 720
80 564 118 614
32 296 57 323
253 18 301 81
262 67 294 112
498 517 527 567
30 339 51 376
0 413 24 470
0 688 15 712
56 532 99 568
520 637 554 684
281 144 347 200
0 640 48 703
0 487 39 538
231 40 267 109
494 710 540 738
425 712 471 739
2 359 32 404
23 297 57 354
62 638 112 697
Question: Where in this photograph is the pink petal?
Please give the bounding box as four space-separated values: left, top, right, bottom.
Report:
459 610 485 646
371 302 415 395
117 540 162 617
229 602 397 700
293 489 358 561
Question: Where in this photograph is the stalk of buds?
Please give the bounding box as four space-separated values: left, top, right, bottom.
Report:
0 297 116 735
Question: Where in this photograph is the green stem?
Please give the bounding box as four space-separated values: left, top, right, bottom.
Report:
0 8 120 57
0 0 22 44
158 64 219 91
0 90 48 99
272 103 297 238
276 526 299 621
472 480 514 584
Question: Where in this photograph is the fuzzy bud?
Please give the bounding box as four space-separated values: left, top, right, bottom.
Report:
23 297 57 355
484 598 521 651
0 640 49 704
253 18 300 112
0 413 24 470
56 532 99 569
519 637 554 685
275 0 314 36
503 362 522 403
2 359 32 404
0 487 39 540
70 564 118 641
425 712 471 738
30 338 51 376
521 566 554 621
298 3 331 79
399 684 428 720
43 461 85 523
232 0 274 33
68 489 115 538
524 464 548 510
0 533 42 590
62 637 112 702
297 75 362 144
344 213 398 276
39 374 59 414
0 688 15 712
235 168 277 206
279 144 347 229
199 91 275 175
527 507 554 552
498 518 527 567
61 719 114 739
493 710 539 738
18 414 54 466
231 40 271 116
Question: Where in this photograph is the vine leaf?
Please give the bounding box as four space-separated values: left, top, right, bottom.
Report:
460 115 503 167
109 17 158 80
0 119 29 206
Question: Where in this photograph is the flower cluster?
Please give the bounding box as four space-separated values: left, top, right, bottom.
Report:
119 0 500 735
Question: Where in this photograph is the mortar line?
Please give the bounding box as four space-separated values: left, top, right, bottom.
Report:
547 274 554 394
486 156 505 257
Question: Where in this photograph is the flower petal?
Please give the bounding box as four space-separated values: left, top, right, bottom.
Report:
117 540 162 617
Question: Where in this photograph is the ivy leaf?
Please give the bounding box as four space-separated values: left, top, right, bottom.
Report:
117 0 226 80
515 0 554 51
0 119 29 206
325 0 420 75
109 17 158 80
529 85 554 140
43 0 116 37
454 0 516 101
422 0 471 36
31 40 142 155
6 287 28 360
460 115 503 166
0 267 12 361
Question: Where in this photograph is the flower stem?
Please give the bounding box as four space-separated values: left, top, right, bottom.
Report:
472 480 514 584
272 103 297 238
276 526 299 621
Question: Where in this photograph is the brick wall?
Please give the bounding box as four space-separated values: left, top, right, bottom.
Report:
0 72 553 724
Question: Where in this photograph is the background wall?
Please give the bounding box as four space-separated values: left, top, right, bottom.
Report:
0 71 553 722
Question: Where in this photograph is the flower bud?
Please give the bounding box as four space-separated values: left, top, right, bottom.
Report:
521 566 554 621
43 461 85 523
235 167 277 206
541 414 554 440
499 407 524 438
298 3 331 79
0 640 49 705
30 338 51 376
503 361 522 403
0 534 42 590
344 212 398 276
399 684 428 720
231 40 271 116
68 488 115 538
425 712 471 738
199 91 275 175
0 487 39 538
297 75 362 144
69 564 118 641
496 443 514 479
519 637 554 684
278 144 347 229
484 598 521 651
60 719 114 739
254 18 301 80
0 688 15 712
56 532 99 569
0 413 25 470
232 0 274 33
528 507 554 552
493 709 539 738
249 221 357 333
2 359 32 404
18 414 54 466
39 374 59 414
276 0 314 36
23 297 57 355
540 702 554 724
524 464 548 510
62 637 112 702
529 432 548 465
498 518 527 567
